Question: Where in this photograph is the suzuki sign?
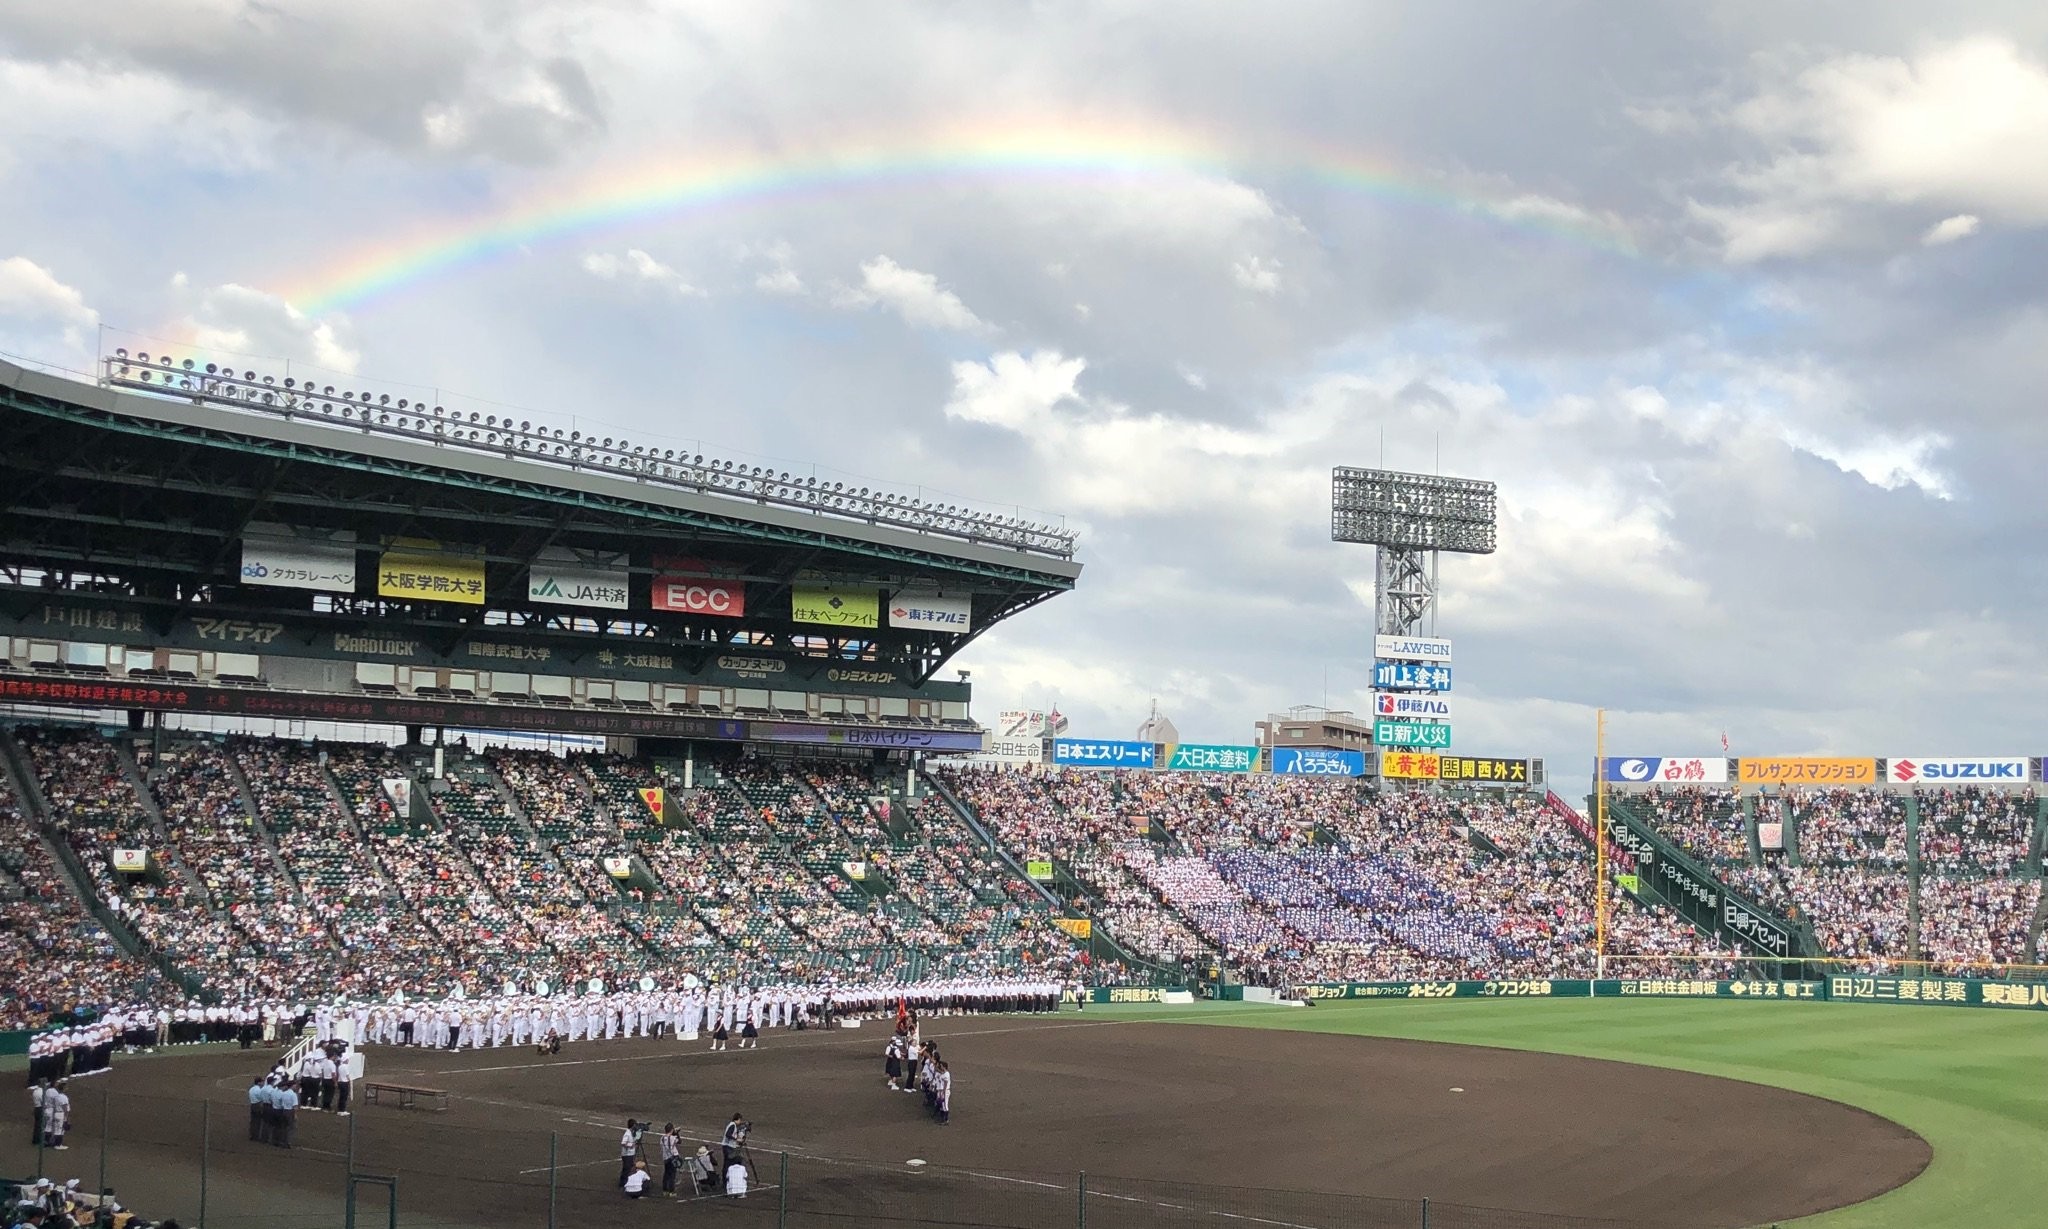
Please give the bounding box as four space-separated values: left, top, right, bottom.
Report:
1373 692 1452 722
1886 757 2029 784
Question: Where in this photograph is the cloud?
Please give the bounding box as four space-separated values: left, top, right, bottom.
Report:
1920 214 1981 246
1231 255 1283 294
180 284 361 374
581 249 706 297
0 257 100 350
1700 37 2048 258
834 256 987 332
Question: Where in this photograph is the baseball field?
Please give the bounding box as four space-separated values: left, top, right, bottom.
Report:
6 996 2033 1229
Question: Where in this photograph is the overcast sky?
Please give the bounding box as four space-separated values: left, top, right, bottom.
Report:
4 3 2048 792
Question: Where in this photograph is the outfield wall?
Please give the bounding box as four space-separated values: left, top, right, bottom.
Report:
1096 976 2048 1011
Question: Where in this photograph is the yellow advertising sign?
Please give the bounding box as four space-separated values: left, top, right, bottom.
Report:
376 541 485 605
1053 917 1092 939
1736 757 1876 785
1381 752 1442 780
638 787 666 824
792 582 878 629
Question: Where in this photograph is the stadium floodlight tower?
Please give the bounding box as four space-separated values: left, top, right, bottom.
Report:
1330 467 1498 637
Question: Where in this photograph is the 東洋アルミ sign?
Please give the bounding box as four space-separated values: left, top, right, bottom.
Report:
1600 757 1731 784
1373 661 1452 692
887 591 972 633
1373 692 1452 722
527 549 629 610
1373 635 1452 662
1375 719 1451 750
1271 747 1365 776
1052 739 1155 767
1885 756 2029 784
652 557 747 617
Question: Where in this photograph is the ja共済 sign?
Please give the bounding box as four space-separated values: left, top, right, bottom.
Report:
1372 661 1452 692
1374 719 1452 750
527 549 629 610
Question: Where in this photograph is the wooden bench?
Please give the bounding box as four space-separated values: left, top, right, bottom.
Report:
361 1082 449 1111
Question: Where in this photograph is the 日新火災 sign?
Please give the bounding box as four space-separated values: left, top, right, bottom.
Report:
1373 661 1452 691
1375 719 1451 749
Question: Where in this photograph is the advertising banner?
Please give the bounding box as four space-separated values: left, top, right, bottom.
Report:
241 525 357 594
1025 860 1055 881
1601 980 1823 1000
1372 661 1452 691
1271 747 1366 777
1053 917 1092 939
887 591 972 633
1372 692 1453 722
602 856 633 879
792 581 879 629
996 710 1047 739
1052 738 1156 768
376 541 486 605
110 849 147 873
1615 873 1641 894
1381 752 1442 780
749 724 984 751
1436 755 1528 785
527 550 630 610
983 737 1044 763
1373 634 1453 662
1375 719 1452 750
1736 757 1876 785
1884 756 2029 784
637 787 666 824
1829 975 2048 1011
1599 757 1731 785
1758 821 1784 851
651 557 747 618
1165 743 1257 772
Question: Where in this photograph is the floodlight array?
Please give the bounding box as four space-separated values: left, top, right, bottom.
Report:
101 351 1077 560
1330 466 1497 555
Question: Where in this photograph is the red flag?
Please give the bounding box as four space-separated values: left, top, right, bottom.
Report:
896 996 908 1027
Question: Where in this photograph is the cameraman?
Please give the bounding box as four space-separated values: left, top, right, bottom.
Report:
721 1113 750 1170
618 1119 647 1185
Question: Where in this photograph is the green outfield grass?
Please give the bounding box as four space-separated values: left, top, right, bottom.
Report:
1106 997 2042 1229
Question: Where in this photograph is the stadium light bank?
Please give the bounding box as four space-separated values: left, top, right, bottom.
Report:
99 349 1078 562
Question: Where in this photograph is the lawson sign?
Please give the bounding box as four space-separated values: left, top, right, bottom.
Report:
1886 757 2030 784
1373 634 1452 663
1272 747 1366 777
1372 661 1452 692
1600 757 1730 785
1373 692 1451 722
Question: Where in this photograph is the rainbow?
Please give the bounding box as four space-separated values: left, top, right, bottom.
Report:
282 117 1637 317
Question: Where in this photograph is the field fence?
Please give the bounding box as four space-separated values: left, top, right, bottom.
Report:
2 1086 1646 1229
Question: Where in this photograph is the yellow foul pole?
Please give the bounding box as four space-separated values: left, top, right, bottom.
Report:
1594 708 1608 971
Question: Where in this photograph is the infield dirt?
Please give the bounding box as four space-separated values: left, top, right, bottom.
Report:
3 1010 1928 1229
